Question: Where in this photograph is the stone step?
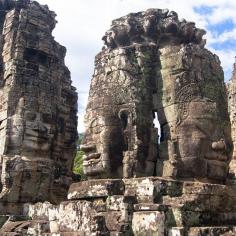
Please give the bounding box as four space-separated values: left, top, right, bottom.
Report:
0 215 31 221
68 179 125 200
42 232 109 236
169 226 236 236
0 220 50 235
0 215 32 232
166 208 236 228
42 233 83 236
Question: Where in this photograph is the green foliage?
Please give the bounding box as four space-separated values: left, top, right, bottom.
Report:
73 150 85 177
73 133 86 179
77 133 84 145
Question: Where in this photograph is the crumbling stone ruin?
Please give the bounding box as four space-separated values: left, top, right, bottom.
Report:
0 0 78 215
1 1 236 236
82 9 232 182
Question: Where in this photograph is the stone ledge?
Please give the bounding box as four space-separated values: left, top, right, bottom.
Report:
188 226 236 236
169 226 236 236
2 177 236 235
68 179 125 200
67 177 236 203
44 232 98 236
0 220 50 234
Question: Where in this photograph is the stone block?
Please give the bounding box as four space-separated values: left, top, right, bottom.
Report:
188 226 236 236
27 220 50 235
124 177 183 203
49 221 60 234
166 208 202 227
182 182 227 196
68 179 125 200
124 178 159 203
0 220 50 235
24 202 58 221
132 211 165 236
57 201 95 233
168 227 185 236
97 211 130 232
106 196 131 211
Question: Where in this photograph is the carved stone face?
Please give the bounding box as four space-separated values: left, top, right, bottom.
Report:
81 108 124 178
22 111 52 156
175 98 229 180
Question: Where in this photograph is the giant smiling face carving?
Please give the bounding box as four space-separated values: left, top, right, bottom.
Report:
175 98 230 180
81 106 125 179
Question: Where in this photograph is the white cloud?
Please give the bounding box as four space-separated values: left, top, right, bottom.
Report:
206 6 236 25
209 47 235 79
207 28 236 44
37 0 236 132
77 92 89 132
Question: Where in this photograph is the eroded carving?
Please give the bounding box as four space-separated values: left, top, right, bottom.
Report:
83 9 232 182
0 0 77 213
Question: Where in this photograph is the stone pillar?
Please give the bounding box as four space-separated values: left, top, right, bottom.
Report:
0 1 77 213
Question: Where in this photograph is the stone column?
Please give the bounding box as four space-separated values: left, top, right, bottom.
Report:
0 1 77 213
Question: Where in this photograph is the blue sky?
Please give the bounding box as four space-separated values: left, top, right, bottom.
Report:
37 0 236 132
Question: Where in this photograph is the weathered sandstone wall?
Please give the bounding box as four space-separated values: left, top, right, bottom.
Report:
0 0 77 214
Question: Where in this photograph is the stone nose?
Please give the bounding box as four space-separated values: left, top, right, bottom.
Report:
82 153 101 161
80 144 96 152
211 140 226 151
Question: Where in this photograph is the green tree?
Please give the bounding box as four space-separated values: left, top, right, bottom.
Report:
73 133 86 179
73 150 84 176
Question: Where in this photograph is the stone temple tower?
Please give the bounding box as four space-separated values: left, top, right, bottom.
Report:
0 0 77 214
227 58 236 181
82 9 232 182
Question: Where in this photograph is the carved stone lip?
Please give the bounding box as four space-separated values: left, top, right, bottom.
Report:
83 152 101 161
83 157 101 167
204 153 228 162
